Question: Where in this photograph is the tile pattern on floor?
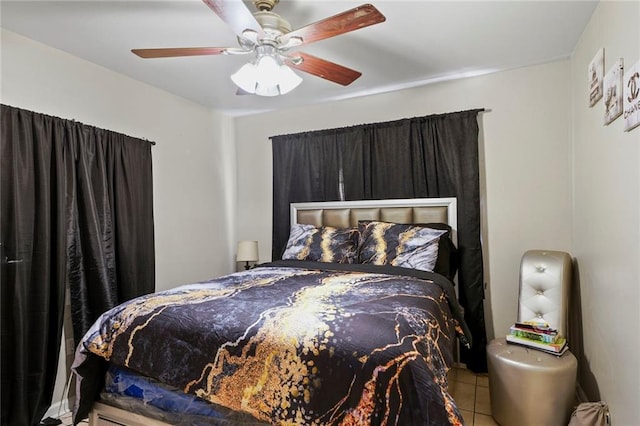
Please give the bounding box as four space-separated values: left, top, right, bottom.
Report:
54 368 493 426
449 366 499 426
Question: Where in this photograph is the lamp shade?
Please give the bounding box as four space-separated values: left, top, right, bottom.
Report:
236 240 259 262
230 47 302 96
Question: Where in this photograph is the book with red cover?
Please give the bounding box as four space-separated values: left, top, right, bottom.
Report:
512 321 558 335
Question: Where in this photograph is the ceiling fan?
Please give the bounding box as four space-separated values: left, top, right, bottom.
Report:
132 0 386 96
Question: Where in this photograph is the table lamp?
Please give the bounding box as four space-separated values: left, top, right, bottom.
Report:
236 240 259 270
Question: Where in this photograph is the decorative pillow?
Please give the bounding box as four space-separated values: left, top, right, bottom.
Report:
282 223 359 264
415 223 459 281
358 221 447 272
358 220 459 279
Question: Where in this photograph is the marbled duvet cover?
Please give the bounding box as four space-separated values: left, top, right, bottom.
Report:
73 261 471 426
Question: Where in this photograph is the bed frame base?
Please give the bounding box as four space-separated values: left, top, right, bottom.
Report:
89 402 171 426
89 198 460 426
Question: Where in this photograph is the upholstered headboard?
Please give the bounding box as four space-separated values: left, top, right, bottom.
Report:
290 198 457 242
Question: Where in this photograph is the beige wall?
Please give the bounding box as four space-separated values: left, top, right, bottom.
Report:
570 1 640 424
3 0 639 421
234 59 573 344
1 29 237 290
1 29 238 416
234 2 640 422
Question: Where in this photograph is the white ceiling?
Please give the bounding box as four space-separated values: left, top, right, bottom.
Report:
1 0 598 116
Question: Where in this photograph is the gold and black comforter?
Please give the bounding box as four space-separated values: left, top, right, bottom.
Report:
73 261 471 425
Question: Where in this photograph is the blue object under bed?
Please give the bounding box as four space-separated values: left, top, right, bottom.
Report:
104 365 266 425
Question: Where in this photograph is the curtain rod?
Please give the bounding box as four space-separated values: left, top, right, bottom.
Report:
268 108 487 140
1 104 158 146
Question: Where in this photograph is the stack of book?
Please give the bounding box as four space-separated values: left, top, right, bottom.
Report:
506 321 569 355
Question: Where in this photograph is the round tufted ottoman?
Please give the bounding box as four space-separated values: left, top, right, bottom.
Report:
487 338 577 426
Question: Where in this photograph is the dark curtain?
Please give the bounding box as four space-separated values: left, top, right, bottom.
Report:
271 109 487 372
0 105 155 426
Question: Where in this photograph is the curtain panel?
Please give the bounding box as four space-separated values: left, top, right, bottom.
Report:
271 109 487 372
0 105 155 426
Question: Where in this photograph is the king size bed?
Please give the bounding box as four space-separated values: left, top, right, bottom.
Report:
72 198 472 426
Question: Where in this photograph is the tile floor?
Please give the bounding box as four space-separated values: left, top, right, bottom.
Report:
55 367 496 426
449 366 498 426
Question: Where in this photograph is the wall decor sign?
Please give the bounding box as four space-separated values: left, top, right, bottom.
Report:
623 59 640 132
604 58 624 125
589 48 604 107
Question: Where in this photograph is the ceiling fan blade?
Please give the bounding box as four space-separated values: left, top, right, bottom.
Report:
132 47 230 58
282 4 385 46
287 52 362 86
202 0 265 38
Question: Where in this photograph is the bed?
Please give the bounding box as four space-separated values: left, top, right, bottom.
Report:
72 198 472 426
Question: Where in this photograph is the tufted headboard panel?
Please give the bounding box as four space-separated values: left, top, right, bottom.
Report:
290 198 457 242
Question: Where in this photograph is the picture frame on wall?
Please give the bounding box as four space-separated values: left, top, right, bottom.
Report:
603 58 624 125
623 59 640 132
588 48 604 107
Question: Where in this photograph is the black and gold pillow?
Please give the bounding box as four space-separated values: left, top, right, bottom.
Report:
282 224 359 264
396 222 459 280
358 221 447 272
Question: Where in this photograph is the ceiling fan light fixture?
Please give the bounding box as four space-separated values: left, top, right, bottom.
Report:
231 50 302 96
273 63 303 94
231 62 259 93
133 2 385 95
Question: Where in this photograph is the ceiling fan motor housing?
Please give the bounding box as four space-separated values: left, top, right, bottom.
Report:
254 10 292 39
253 0 279 12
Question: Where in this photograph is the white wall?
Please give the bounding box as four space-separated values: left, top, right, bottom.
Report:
1 28 238 417
234 59 573 344
234 2 640 421
1 29 237 289
5 1 638 421
570 1 640 424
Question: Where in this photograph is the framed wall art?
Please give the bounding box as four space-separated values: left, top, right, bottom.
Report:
589 48 604 107
623 59 640 132
603 58 624 125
